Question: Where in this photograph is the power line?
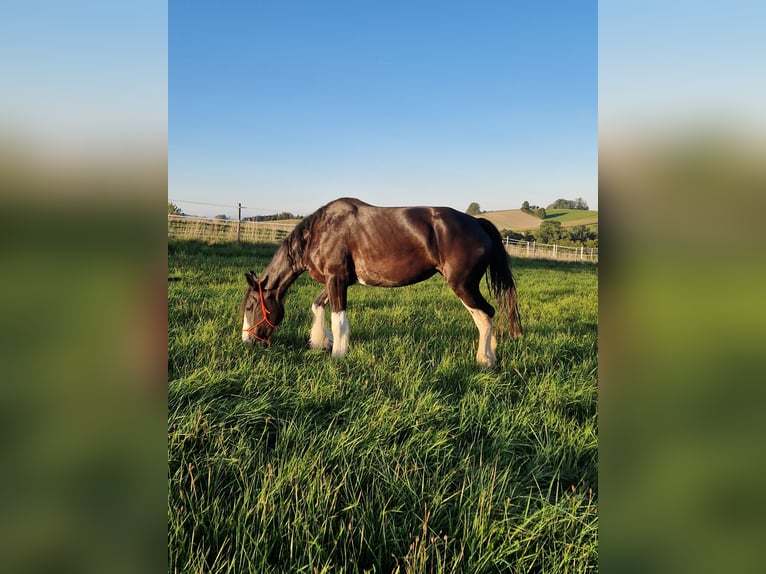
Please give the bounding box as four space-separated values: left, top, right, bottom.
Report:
169 199 287 213
169 199 240 209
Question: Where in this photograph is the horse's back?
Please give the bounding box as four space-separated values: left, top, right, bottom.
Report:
322 199 494 255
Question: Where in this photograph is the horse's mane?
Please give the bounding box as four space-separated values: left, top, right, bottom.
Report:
284 206 324 270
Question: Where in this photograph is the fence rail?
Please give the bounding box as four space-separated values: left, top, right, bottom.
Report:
503 237 598 262
168 215 597 263
168 215 294 243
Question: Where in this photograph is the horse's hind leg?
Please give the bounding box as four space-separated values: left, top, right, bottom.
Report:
463 304 497 368
450 279 497 368
309 288 333 350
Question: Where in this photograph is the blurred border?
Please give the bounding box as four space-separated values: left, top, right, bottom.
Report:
600 1 766 572
1 1 167 572
2 1 765 572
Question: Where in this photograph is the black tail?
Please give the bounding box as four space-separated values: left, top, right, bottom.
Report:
477 218 523 338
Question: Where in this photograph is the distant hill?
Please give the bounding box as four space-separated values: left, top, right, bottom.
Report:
479 208 598 231
543 209 599 225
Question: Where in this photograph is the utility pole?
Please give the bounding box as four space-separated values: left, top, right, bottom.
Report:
237 202 242 243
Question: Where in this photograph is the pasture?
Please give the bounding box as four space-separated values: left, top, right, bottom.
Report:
480 209 598 232
542 209 599 225
168 239 598 573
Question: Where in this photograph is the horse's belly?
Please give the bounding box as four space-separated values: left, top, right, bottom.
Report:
355 258 437 287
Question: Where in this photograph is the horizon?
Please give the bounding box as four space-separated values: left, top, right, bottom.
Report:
168 197 598 220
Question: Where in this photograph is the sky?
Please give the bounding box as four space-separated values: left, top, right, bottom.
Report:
169 1 597 219
2 0 167 160
599 0 766 143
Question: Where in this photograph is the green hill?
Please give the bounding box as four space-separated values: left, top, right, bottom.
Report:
543 209 599 224
480 208 598 231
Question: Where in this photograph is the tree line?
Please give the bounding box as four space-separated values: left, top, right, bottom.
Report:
500 221 598 247
242 212 301 222
520 197 588 219
167 202 301 222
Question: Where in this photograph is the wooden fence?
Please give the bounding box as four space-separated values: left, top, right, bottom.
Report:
168 215 294 243
503 237 598 262
168 215 597 263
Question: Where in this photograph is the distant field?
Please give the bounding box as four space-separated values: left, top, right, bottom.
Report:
478 210 542 231
481 209 598 231
168 239 598 572
543 209 599 226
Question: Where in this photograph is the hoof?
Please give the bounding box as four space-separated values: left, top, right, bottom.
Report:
309 339 332 351
477 354 497 369
309 329 333 351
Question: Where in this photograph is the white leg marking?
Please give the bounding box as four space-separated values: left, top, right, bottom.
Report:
462 303 496 367
242 315 252 343
330 310 350 358
309 303 333 349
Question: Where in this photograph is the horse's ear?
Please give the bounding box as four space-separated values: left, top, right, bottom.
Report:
260 273 270 290
245 271 258 287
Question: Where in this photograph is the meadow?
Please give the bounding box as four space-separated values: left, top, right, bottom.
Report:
480 208 598 232
168 239 598 573
542 210 599 225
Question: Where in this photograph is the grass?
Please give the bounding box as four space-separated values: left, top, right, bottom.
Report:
168 239 598 573
543 210 599 224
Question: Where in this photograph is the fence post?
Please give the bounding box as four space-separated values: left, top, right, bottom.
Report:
237 202 242 243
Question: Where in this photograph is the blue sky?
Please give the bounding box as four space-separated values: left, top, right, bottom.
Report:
599 0 766 140
2 0 166 157
170 1 597 218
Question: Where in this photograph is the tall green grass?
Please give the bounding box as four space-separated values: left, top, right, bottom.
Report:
168 239 597 573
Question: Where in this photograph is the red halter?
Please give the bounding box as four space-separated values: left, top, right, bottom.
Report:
242 280 276 345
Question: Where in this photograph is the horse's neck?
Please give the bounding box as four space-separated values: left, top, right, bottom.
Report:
263 244 303 298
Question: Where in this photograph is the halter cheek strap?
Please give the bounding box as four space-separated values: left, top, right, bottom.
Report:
242 280 276 345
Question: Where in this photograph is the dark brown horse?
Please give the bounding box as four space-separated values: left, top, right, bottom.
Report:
241 198 522 367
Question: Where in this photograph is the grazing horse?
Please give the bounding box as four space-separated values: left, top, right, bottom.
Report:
241 198 522 367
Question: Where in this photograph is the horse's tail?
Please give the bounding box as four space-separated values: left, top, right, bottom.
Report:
477 218 523 338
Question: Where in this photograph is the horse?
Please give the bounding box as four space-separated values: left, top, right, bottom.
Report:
241 198 522 367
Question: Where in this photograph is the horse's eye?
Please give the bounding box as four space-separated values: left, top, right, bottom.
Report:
245 304 253 312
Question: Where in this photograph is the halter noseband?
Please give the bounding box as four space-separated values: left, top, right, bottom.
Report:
242 280 276 345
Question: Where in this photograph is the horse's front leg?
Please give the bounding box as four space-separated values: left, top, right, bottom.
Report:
309 288 333 350
327 276 350 358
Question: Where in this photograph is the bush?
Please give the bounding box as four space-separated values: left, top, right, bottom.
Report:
466 202 482 216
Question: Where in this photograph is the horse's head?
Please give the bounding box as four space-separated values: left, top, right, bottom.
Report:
241 271 284 345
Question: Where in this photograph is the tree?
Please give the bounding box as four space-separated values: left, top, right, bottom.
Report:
548 198 572 209
547 197 589 210
466 202 481 216
521 201 541 214
168 201 183 215
214 214 228 220
536 220 562 243
535 207 547 219
567 225 589 243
